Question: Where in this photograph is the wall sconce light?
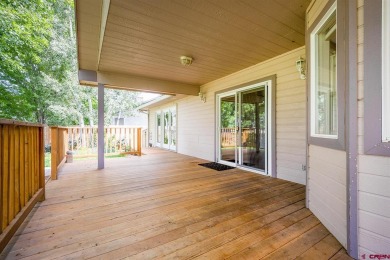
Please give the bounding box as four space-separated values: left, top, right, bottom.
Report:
296 57 306 80
199 92 206 103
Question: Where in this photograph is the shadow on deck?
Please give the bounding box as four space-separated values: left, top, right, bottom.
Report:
1 149 352 259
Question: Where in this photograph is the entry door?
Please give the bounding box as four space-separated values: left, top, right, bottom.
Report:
157 106 176 151
156 112 162 146
162 109 170 149
169 108 176 151
217 82 270 174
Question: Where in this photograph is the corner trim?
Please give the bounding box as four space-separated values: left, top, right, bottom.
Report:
346 0 358 258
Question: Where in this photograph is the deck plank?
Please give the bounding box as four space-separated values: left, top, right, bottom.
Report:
1 149 352 259
296 233 343 259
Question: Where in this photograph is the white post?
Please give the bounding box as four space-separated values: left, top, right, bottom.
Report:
98 83 105 169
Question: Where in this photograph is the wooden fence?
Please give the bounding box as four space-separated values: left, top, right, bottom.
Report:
0 120 45 252
50 127 68 181
221 128 236 147
50 126 142 180
67 126 142 156
44 126 51 146
221 128 262 148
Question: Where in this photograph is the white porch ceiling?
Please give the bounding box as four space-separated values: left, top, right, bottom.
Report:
76 0 310 92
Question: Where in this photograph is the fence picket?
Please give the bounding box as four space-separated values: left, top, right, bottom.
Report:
0 120 45 251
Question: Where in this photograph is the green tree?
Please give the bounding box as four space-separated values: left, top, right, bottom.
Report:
0 0 141 126
104 89 141 125
0 0 54 122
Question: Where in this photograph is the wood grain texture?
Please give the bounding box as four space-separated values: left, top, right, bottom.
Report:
77 0 311 86
1 149 350 259
0 122 45 253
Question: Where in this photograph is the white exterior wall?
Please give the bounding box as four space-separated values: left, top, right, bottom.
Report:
149 47 307 184
148 111 156 145
357 0 390 255
308 145 347 247
306 0 347 248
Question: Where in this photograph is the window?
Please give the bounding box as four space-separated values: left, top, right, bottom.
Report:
383 0 390 142
311 4 337 138
364 0 390 155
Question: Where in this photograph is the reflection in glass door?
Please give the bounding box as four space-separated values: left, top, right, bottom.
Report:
170 109 176 150
239 87 266 171
217 81 270 174
219 94 237 166
156 112 162 146
163 110 170 149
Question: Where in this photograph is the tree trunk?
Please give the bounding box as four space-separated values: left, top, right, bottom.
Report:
88 97 94 126
36 108 45 124
78 103 85 147
116 110 122 125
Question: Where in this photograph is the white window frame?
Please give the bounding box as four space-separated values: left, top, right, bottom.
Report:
215 80 273 176
382 0 390 142
310 2 338 139
155 106 177 151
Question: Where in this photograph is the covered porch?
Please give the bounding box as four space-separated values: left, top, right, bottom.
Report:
1 149 350 259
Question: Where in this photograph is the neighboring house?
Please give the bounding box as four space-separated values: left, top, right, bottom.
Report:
75 0 390 258
111 112 148 128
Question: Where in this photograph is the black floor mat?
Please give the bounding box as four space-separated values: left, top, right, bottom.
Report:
198 162 235 171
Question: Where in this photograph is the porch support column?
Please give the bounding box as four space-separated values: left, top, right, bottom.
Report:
98 83 105 169
346 0 358 258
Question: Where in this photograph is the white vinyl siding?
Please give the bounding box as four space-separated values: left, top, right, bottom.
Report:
149 47 307 184
359 0 390 255
306 0 347 248
149 112 156 145
308 145 347 247
358 155 390 254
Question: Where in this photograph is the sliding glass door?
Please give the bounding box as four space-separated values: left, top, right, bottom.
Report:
219 93 237 166
217 81 270 174
239 87 267 171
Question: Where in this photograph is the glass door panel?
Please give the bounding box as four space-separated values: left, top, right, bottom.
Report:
239 87 266 171
157 107 176 151
156 112 162 146
163 110 169 149
170 108 176 150
217 82 269 174
219 94 236 164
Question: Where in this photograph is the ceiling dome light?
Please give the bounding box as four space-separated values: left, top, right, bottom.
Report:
180 56 193 66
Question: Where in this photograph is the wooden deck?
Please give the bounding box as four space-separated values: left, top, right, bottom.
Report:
1 149 351 259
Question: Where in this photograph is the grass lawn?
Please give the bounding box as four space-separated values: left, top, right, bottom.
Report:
45 152 126 167
45 152 51 167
